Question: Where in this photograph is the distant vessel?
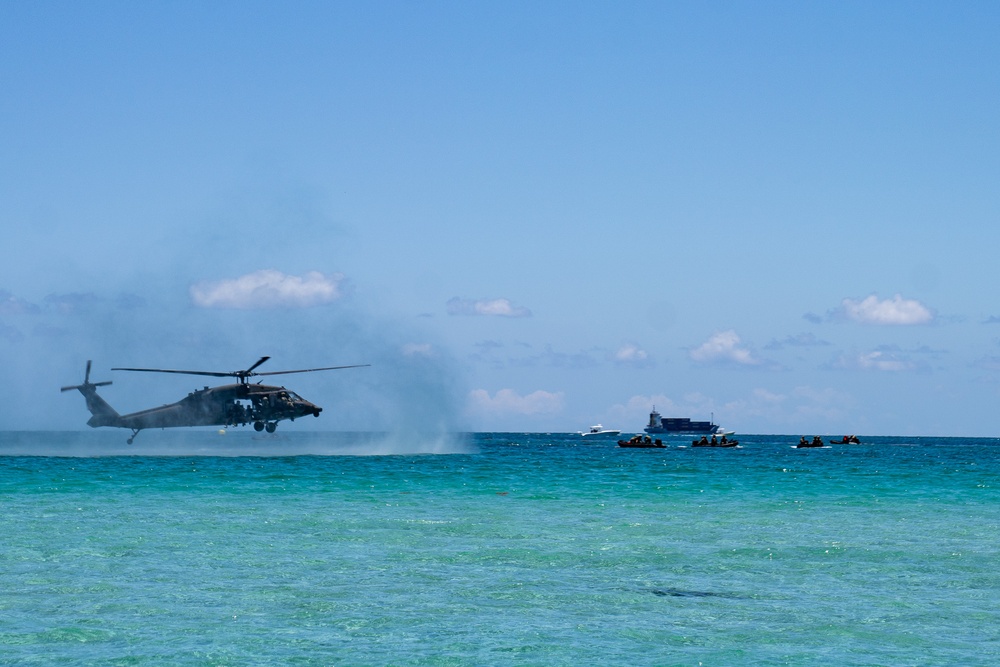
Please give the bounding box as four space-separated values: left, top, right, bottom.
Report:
581 424 622 438
643 408 730 435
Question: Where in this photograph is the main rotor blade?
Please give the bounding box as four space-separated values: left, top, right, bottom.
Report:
244 356 271 374
111 367 235 378
110 360 369 381
254 364 371 377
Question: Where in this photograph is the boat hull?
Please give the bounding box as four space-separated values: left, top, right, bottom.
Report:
618 440 666 449
691 440 738 448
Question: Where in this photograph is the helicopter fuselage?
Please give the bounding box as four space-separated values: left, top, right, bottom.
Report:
63 358 365 444
88 383 322 432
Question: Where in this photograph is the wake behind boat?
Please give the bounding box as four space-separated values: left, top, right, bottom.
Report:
581 424 622 438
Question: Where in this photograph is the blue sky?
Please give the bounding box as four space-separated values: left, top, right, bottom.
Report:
3 1 1000 435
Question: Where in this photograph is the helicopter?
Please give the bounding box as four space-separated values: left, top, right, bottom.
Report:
61 357 368 443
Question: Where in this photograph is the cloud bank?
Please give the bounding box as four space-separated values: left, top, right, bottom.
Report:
0 290 40 315
690 330 762 366
613 343 652 367
855 351 914 372
401 342 435 358
190 270 346 309
832 350 917 372
446 297 532 317
468 388 564 415
764 332 831 350
839 294 933 325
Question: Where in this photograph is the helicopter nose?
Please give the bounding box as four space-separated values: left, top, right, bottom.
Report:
313 406 322 417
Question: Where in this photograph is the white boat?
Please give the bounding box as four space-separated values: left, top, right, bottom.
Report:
580 424 621 438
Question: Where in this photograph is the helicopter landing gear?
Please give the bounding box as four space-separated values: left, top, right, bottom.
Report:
127 428 141 445
253 421 278 433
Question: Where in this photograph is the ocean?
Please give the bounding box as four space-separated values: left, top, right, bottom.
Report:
1 431 998 666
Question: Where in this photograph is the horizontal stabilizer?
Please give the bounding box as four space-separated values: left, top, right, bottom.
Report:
62 361 121 425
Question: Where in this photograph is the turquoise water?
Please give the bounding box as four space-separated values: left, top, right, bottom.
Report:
2 431 998 665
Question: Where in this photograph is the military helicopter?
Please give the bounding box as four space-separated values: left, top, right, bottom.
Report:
62 357 368 443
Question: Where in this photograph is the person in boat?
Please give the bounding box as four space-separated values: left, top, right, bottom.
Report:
710 434 718 445
720 434 728 444
812 436 823 447
643 436 652 445
699 435 709 445
800 436 808 446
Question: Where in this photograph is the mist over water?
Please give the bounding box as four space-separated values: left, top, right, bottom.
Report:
3 249 470 436
0 430 475 457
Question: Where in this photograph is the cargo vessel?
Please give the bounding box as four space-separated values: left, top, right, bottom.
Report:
643 408 729 435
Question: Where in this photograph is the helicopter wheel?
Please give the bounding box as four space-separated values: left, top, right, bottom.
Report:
265 422 277 433
127 437 134 445
253 421 265 432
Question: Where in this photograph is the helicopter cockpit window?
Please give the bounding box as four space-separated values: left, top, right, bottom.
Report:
285 391 303 402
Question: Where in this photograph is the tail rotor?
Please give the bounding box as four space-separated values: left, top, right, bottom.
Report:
61 360 112 393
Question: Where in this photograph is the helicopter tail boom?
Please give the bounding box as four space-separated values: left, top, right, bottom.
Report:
61 361 122 428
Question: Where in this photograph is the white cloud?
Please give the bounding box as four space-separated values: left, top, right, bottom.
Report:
401 342 434 357
840 294 933 325
833 350 916 372
608 393 714 428
468 388 564 415
856 351 914 372
446 297 532 317
719 385 855 426
44 292 101 314
0 290 40 315
190 270 346 309
613 343 651 366
974 355 1000 372
764 332 831 350
689 330 761 366
610 386 850 435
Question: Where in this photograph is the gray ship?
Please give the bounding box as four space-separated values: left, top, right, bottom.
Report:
643 408 730 435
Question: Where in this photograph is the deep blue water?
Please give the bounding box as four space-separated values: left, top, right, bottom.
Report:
1 431 998 665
